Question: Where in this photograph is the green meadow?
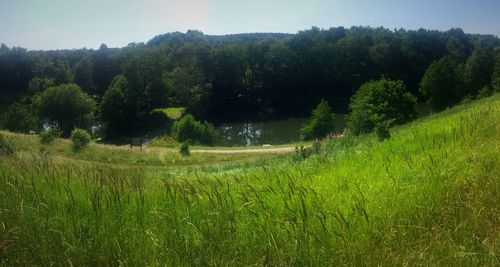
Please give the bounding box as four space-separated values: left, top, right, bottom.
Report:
1 95 499 266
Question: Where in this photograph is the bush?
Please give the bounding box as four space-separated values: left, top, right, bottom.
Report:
179 142 190 156
348 78 416 135
300 99 335 140
419 56 465 111
293 141 322 161
39 129 60 145
172 114 218 145
477 85 493 99
1 102 40 133
293 145 310 160
311 139 322 154
37 83 96 136
70 128 91 149
0 134 15 156
492 77 500 92
374 120 391 141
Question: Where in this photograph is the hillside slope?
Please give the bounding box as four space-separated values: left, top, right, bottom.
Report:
0 95 499 266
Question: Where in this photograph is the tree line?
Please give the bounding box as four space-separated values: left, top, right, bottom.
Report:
0 26 499 138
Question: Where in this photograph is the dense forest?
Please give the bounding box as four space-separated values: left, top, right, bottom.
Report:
1 26 499 137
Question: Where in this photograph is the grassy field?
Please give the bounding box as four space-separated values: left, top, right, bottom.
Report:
0 95 499 265
155 107 186 120
0 131 283 170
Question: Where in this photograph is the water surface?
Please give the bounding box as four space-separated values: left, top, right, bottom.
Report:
217 115 346 146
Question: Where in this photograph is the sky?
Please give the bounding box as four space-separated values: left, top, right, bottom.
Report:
1 0 499 50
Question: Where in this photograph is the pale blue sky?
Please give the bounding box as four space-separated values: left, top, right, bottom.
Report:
1 0 499 50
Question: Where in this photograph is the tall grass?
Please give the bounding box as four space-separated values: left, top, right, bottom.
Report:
0 95 499 266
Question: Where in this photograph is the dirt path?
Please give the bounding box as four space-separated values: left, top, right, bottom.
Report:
190 146 297 154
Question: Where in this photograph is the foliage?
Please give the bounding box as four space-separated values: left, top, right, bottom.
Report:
74 56 96 94
300 99 335 140
1 27 498 131
171 114 218 145
293 140 322 160
492 77 500 92
99 75 132 136
163 63 211 116
374 120 391 141
477 85 494 99
70 128 91 149
179 142 190 156
27 77 55 95
39 129 60 145
0 133 15 156
37 83 96 136
419 56 465 111
491 48 500 91
464 47 495 95
348 78 417 135
1 102 39 133
100 69 172 137
293 145 311 160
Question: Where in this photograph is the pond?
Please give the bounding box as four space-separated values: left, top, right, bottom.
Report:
217 115 347 146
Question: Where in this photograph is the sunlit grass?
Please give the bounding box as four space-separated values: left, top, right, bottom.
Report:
0 95 499 265
155 107 186 120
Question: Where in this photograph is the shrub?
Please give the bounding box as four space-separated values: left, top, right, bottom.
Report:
0 133 15 156
179 142 190 156
374 120 391 141
1 102 40 133
477 85 493 99
419 56 465 111
293 141 322 161
492 77 500 92
70 128 91 149
39 129 60 145
172 114 218 145
311 139 322 154
300 99 335 140
293 145 310 160
348 78 416 135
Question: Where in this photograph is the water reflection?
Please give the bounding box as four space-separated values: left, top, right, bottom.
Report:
217 115 346 146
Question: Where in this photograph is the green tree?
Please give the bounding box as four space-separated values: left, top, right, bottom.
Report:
27 77 55 95
74 56 96 94
348 78 416 135
33 59 74 85
1 102 40 133
491 47 500 91
419 56 465 111
300 99 335 140
171 114 218 145
123 49 169 109
445 35 467 62
37 83 96 136
464 47 494 96
100 75 132 137
163 64 211 116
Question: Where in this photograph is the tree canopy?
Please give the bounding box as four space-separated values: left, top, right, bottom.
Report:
348 78 417 135
419 56 465 111
300 100 335 140
36 83 96 136
171 114 218 145
1 103 39 133
0 27 498 138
